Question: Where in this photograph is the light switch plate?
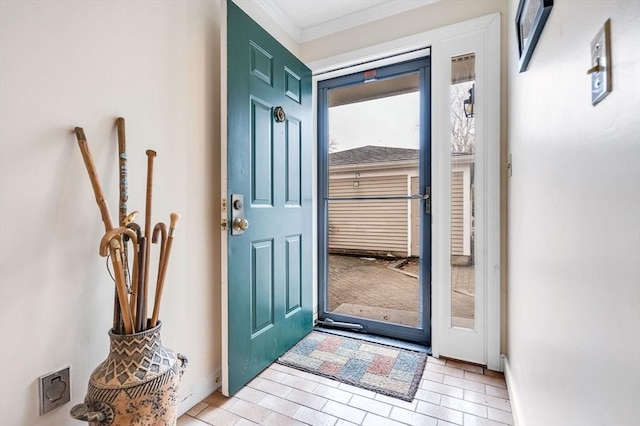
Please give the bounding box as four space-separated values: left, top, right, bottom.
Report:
590 19 612 105
39 366 71 415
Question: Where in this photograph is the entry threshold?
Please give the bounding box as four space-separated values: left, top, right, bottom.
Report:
314 322 432 355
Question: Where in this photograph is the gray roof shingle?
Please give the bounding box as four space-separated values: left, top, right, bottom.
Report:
329 145 419 166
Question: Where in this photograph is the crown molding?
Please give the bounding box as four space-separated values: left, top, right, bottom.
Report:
251 0 302 42
299 0 441 43
253 0 441 44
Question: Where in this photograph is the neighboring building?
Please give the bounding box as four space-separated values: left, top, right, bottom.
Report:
328 145 473 263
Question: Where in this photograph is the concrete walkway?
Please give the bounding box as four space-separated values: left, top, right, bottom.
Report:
327 255 475 328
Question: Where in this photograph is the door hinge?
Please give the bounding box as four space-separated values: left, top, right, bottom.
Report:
221 218 228 231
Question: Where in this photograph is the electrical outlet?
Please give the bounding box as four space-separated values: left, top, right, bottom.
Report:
39 366 71 415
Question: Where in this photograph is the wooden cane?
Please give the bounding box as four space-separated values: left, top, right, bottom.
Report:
108 239 135 334
125 222 142 325
135 237 147 332
149 213 180 328
142 150 157 330
98 230 136 335
75 128 127 332
151 223 168 281
74 128 115 232
115 117 128 335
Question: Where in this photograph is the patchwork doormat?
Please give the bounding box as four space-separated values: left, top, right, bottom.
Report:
276 331 427 401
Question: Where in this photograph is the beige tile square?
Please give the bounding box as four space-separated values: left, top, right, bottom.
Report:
292 405 338 426
315 383 355 403
348 394 393 417
177 415 211 426
438 420 460 426
374 392 419 410
236 419 259 426
420 380 465 399
337 382 377 398
445 360 484 374
463 371 507 388
285 388 329 410
227 399 272 423
259 368 288 383
416 401 464 425
414 388 442 405
186 402 209 417
252 378 294 399
361 413 408 426
257 394 299 417
441 395 487 417
281 373 320 393
485 385 509 399
427 356 447 365
463 413 509 426
197 406 242 426
235 386 268 404
464 390 511 412
423 370 446 383
426 362 466 378
203 391 236 409
389 406 438 426
482 368 505 379
322 400 367 424
335 419 360 426
443 376 486 393
260 411 307 426
488 407 515 425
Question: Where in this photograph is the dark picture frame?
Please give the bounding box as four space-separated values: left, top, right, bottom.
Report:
516 0 553 72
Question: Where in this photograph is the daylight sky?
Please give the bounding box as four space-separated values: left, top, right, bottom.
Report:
328 92 420 152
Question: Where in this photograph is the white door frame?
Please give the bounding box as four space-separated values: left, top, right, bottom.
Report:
308 13 501 371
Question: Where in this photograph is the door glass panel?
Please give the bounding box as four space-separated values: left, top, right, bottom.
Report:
450 54 476 329
326 73 421 327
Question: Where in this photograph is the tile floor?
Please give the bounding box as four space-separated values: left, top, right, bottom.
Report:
178 356 514 426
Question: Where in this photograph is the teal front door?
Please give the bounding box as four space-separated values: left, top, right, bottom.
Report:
223 0 313 396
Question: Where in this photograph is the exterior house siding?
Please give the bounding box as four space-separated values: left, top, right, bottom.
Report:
328 175 408 256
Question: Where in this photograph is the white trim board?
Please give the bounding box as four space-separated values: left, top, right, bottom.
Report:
177 371 221 417
503 356 524 426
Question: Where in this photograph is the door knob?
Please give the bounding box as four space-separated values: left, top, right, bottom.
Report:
233 217 249 231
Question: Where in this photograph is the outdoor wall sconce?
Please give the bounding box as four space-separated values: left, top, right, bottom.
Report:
464 84 475 118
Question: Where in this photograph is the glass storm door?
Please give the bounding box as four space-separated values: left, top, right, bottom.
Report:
317 57 431 344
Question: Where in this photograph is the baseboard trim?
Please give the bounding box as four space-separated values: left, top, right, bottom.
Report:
177 370 221 417
503 355 523 426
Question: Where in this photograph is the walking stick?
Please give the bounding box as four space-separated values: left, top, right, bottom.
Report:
135 236 147 332
142 150 157 330
98 232 136 335
74 127 135 333
150 213 180 328
115 117 128 334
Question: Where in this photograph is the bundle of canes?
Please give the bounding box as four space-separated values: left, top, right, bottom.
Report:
74 128 135 334
150 213 180 328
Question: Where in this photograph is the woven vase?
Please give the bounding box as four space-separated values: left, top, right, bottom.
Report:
70 322 187 425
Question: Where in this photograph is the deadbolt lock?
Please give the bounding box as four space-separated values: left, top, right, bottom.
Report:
231 194 248 235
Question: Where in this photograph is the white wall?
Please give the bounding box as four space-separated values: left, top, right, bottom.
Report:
0 1 222 424
505 1 640 424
